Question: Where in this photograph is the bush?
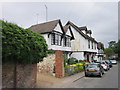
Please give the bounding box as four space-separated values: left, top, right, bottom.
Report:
67 57 78 65
48 49 55 54
2 20 48 64
79 60 84 63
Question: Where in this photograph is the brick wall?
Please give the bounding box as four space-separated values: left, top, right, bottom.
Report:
55 50 64 78
2 62 37 88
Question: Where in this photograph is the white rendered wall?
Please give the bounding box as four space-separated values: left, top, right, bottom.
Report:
70 52 84 60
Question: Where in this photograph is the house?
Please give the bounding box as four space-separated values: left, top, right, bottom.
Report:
30 19 74 77
30 19 74 52
96 42 104 61
66 21 98 62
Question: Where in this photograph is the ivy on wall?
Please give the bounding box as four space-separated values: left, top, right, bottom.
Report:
1 20 48 64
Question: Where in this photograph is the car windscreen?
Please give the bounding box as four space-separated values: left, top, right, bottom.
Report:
87 64 98 68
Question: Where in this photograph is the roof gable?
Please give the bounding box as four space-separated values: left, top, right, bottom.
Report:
54 23 63 34
66 21 97 43
63 25 74 39
66 28 72 37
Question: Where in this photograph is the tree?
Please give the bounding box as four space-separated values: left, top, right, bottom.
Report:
113 40 120 54
104 48 114 57
108 41 116 48
1 20 48 64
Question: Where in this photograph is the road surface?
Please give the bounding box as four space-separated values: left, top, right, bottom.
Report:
63 64 118 88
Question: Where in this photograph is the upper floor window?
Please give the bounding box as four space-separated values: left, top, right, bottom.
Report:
95 43 96 50
92 42 93 49
63 36 71 47
88 40 90 49
51 33 62 46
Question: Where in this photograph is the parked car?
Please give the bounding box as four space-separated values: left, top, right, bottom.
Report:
104 60 112 68
110 60 117 64
101 61 110 71
84 63 104 77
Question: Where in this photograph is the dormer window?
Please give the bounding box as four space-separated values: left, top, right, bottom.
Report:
92 42 93 49
51 32 62 46
88 40 90 49
63 36 71 47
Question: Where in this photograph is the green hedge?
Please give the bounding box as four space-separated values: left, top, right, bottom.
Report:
1 20 48 64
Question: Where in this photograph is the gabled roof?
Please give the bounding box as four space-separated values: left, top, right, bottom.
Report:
66 21 98 43
63 25 74 39
78 26 87 31
30 19 65 34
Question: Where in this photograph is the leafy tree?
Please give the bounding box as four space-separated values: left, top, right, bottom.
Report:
1 20 48 64
104 48 114 57
113 40 120 54
108 41 116 48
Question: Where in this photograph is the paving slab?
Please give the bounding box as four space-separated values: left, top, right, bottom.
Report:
37 72 85 88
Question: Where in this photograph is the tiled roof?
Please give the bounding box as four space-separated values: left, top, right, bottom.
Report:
30 19 64 34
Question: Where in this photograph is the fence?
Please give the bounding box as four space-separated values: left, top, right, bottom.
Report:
64 63 85 76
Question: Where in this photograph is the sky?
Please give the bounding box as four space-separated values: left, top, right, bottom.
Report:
1 1 118 48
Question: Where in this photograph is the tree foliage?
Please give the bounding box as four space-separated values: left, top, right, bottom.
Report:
104 48 114 57
104 40 120 59
1 20 48 64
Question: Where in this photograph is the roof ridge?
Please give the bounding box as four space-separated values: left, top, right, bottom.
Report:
31 19 60 28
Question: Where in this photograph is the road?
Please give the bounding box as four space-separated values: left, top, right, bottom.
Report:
63 64 118 88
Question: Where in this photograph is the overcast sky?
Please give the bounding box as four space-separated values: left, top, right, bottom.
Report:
1 2 118 48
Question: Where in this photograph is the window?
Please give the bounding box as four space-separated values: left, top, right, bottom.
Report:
51 33 62 46
88 40 90 48
94 43 96 49
51 33 55 45
63 36 71 47
92 42 93 49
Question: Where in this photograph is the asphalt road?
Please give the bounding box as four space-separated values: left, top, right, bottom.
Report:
64 64 118 88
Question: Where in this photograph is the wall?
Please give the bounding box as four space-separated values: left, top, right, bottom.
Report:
71 52 84 60
37 54 55 76
37 50 64 78
2 62 37 88
55 50 64 78
71 26 98 53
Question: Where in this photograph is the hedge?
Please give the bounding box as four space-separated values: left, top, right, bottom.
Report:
1 20 48 64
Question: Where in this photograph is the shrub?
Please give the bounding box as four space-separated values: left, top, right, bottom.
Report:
48 49 55 54
67 57 78 65
79 60 84 63
2 20 48 64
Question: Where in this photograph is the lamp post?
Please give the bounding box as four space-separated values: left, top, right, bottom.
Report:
36 13 39 24
45 4 48 21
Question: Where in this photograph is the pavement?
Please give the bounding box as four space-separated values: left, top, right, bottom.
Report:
36 71 85 88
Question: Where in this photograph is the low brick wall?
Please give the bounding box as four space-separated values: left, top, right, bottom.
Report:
2 62 37 88
2 62 14 88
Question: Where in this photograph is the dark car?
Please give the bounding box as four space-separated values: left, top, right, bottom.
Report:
104 60 112 68
84 63 104 77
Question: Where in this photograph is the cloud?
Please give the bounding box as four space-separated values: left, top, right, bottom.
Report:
1 2 118 48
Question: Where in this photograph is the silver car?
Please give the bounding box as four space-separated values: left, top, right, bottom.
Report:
110 60 117 64
84 63 104 77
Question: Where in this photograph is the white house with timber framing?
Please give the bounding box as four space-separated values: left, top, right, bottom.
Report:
66 21 98 62
30 19 74 53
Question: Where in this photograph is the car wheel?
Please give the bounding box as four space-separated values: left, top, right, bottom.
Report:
102 71 104 74
99 72 102 77
85 72 88 77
